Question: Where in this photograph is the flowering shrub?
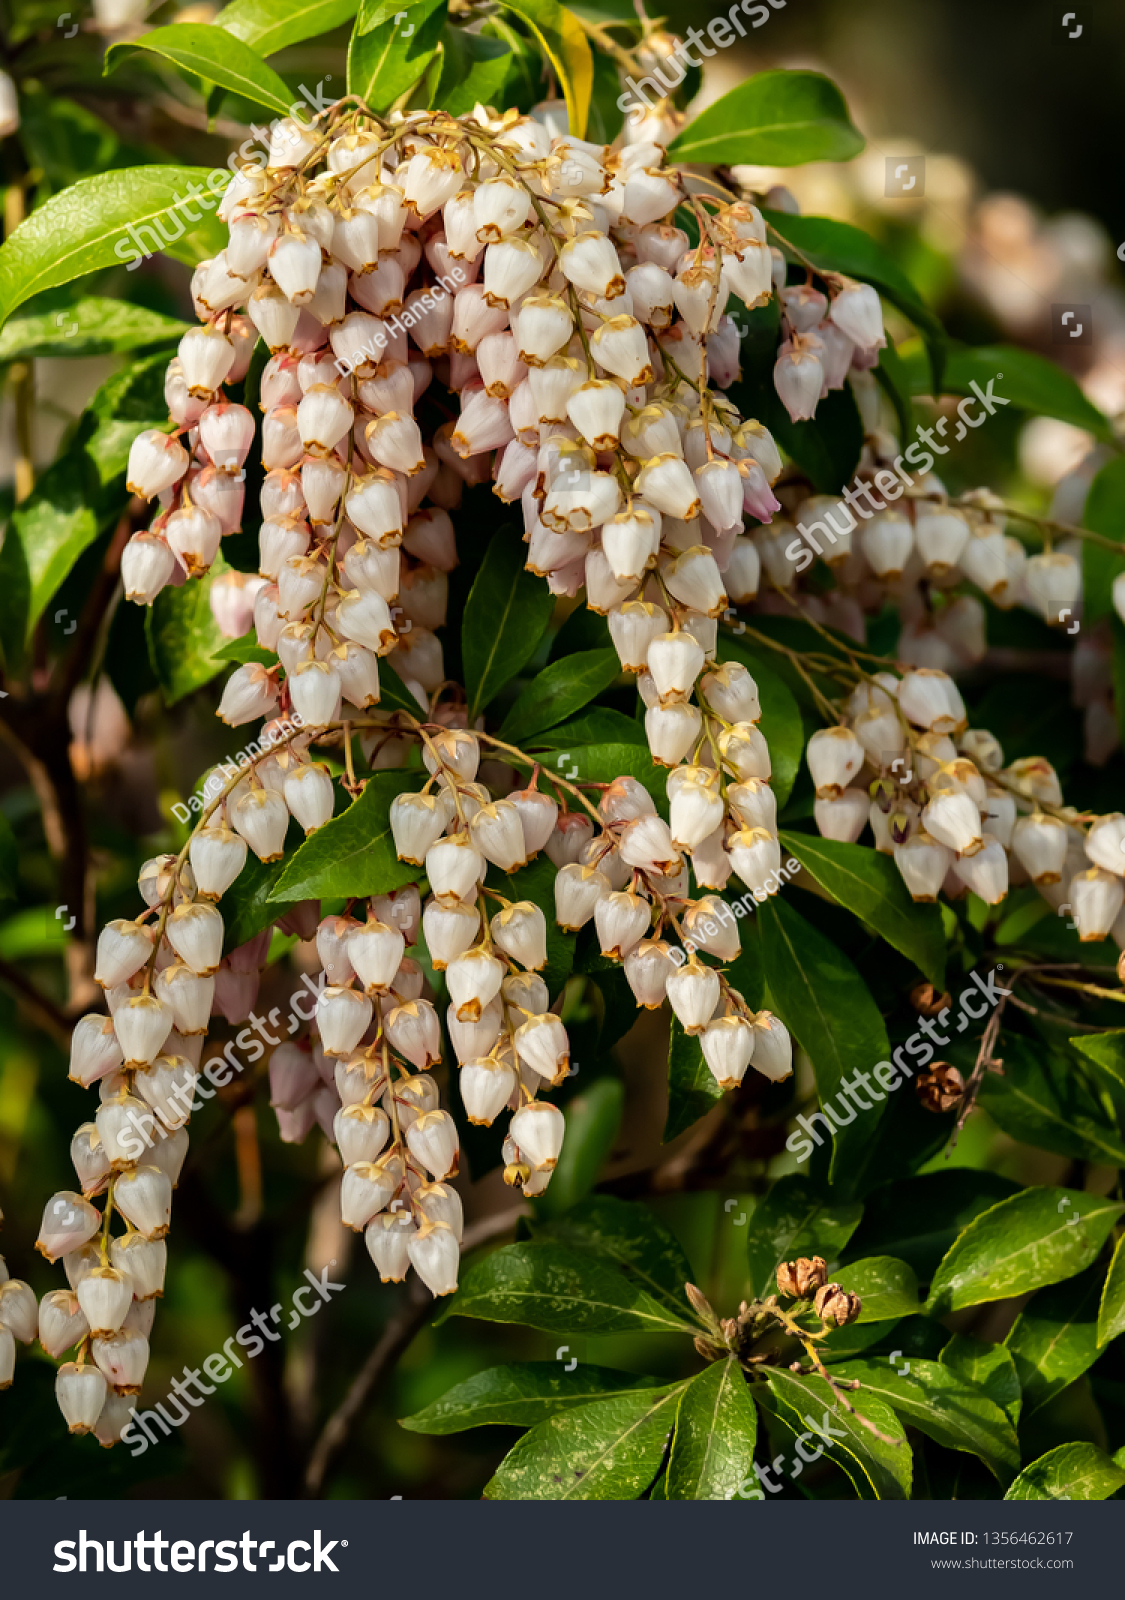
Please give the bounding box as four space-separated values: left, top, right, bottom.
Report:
0 0 1123 1503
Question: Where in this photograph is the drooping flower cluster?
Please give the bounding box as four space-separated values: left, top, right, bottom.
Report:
34 88 1117 1449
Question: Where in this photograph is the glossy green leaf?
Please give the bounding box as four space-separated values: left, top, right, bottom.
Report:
833 1358 1019 1484
1079 456 1125 624
537 1078 623 1218
527 1195 696 1321
1005 1265 1103 1416
376 657 427 716
899 340 1113 442
106 23 294 116
462 531 555 718
1098 1233 1125 1348
665 1359 758 1501
940 1334 1022 1428
715 636 804 807
443 1241 698 1335
267 769 424 902
1004 1443 1125 1502
348 0 447 111
549 742 668 814
762 1368 911 1500
400 1362 662 1434
762 209 946 390
221 853 297 951
434 26 517 116
669 70 863 167
0 167 228 329
843 1170 1020 1281
0 299 188 363
484 1382 686 1499
528 708 647 749
746 1174 863 1298
212 633 276 667
835 1257 921 1323
146 553 233 705
977 1036 1125 1166
0 354 169 660
780 832 945 989
499 649 620 744
1069 1028 1125 1096
757 895 890 1180
664 1017 723 1143
494 0 593 139
926 1187 1125 1316
216 0 360 55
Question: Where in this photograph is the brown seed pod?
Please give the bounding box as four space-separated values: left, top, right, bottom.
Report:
915 1061 966 1113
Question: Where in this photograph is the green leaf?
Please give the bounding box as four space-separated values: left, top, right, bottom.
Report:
399 1362 664 1433
530 708 646 749
0 354 170 659
550 742 669 813
526 1195 696 1322
665 1359 758 1501
669 70 863 167
0 299 188 363
1005 1265 1104 1416
976 1036 1125 1167
899 340 1113 443
834 1257 921 1323
377 656 426 715
664 1016 723 1143
216 0 360 55
1004 1443 1125 1502
499 649 620 744
746 1174 863 1298
268 769 424 902
1098 1233 1125 1348
212 633 277 667
443 1241 698 1335
145 554 232 705
940 1334 1022 1428
434 26 517 116
347 0 447 112
1069 1028 1125 1096
1079 456 1125 625
833 1358 1019 1485
780 831 945 989
221 853 297 951
757 895 890 1180
843 1170 1020 1282
462 531 555 718
0 167 229 329
715 636 804 808
483 1382 686 1500
926 1187 1125 1316
872 333 914 441
106 23 294 117
762 209 946 391
536 1078 623 1218
494 0 594 140
761 1368 911 1500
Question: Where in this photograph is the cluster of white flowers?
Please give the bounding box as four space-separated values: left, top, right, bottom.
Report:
45 92 1078 1446
805 664 1125 946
